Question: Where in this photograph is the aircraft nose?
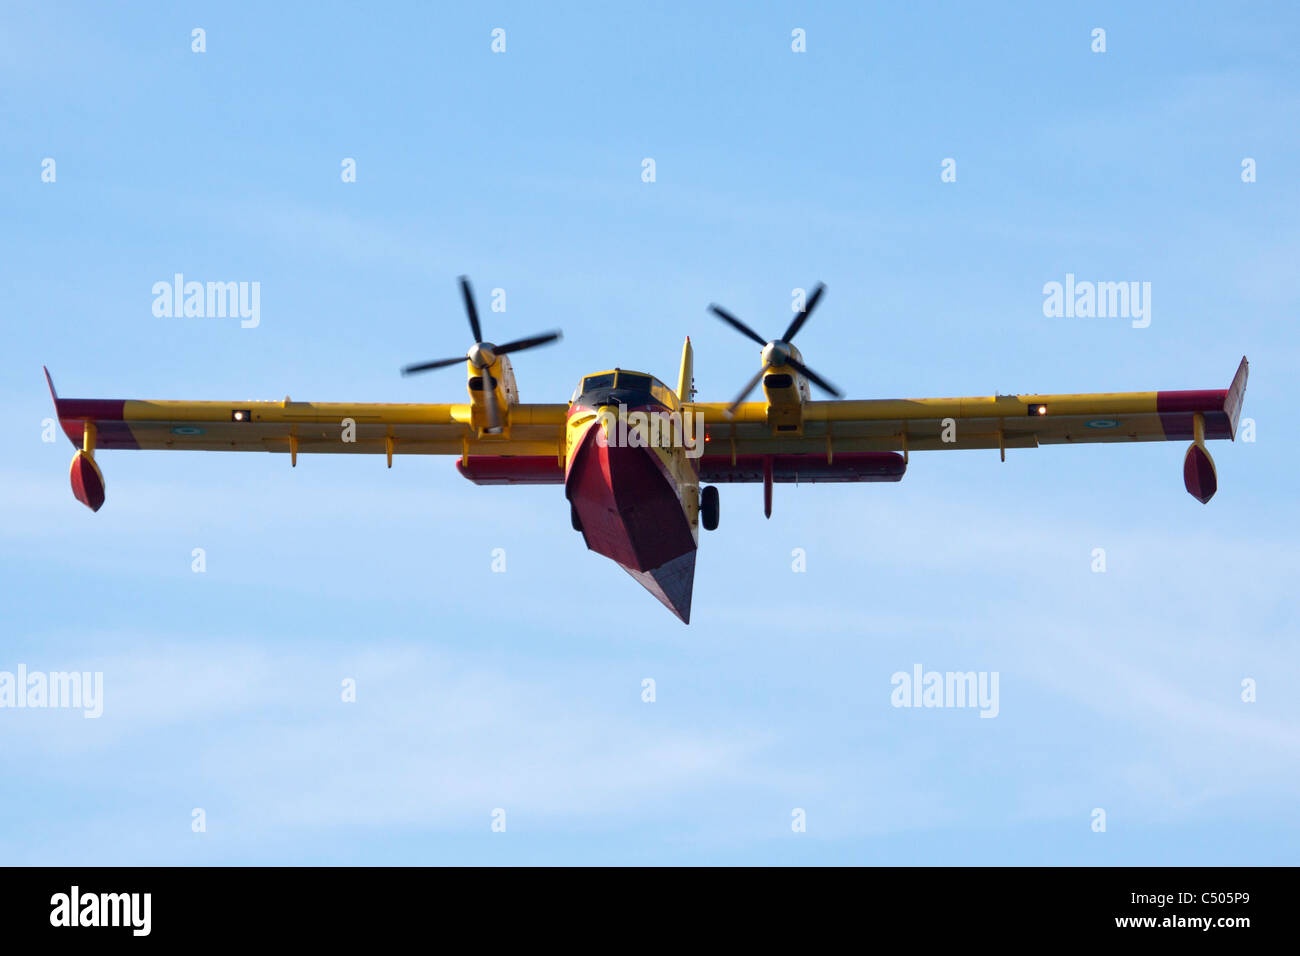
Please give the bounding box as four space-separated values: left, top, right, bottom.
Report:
564 421 697 623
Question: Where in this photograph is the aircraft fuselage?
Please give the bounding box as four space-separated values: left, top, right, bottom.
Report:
563 370 701 622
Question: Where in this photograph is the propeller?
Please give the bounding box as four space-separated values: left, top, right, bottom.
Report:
402 276 562 432
708 282 841 416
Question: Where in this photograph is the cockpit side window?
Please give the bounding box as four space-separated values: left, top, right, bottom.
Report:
582 373 616 391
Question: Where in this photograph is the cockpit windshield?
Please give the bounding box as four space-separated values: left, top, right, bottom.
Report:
572 370 678 408
615 372 652 393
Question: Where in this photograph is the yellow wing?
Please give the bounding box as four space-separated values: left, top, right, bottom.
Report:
686 357 1247 504
45 371 565 459
690 357 1248 455
44 368 567 510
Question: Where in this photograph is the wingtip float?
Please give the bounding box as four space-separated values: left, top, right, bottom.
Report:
44 286 1250 620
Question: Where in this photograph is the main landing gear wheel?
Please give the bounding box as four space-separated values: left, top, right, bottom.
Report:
701 485 720 531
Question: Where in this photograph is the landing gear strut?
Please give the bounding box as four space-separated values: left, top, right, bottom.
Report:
700 485 719 531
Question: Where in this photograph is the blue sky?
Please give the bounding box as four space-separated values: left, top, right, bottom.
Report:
1 1 1297 864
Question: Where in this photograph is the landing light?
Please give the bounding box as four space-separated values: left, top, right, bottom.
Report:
231 409 252 422
1029 404 1047 416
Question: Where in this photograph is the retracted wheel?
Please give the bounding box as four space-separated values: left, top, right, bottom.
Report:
701 485 719 531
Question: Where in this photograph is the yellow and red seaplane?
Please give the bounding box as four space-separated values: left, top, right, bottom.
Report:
46 277 1249 623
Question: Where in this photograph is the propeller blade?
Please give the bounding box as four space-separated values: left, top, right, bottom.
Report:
481 367 503 432
785 355 842 397
725 363 769 418
459 275 483 343
494 330 563 356
708 304 768 348
402 356 466 375
780 282 825 343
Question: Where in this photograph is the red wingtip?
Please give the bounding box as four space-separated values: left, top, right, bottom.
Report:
1224 356 1249 439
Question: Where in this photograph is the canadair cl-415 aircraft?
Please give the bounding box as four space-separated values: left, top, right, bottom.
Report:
46 277 1249 623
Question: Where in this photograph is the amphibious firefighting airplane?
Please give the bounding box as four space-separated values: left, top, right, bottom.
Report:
46 277 1249 623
